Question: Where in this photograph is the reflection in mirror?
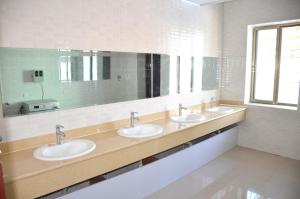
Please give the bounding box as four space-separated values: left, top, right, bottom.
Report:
0 48 173 117
59 50 99 81
191 57 194 92
202 57 220 90
176 56 202 94
177 56 181 94
0 47 206 117
180 56 191 93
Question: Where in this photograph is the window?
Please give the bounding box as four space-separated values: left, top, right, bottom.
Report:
102 56 111 80
251 23 300 107
59 56 72 81
83 54 98 81
59 53 98 81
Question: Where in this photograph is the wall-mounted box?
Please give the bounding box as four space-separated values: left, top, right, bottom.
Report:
32 70 44 82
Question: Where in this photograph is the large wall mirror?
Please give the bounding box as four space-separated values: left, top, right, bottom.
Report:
0 47 220 117
202 57 220 91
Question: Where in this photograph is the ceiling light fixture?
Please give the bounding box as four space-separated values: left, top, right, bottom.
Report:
183 0 233 6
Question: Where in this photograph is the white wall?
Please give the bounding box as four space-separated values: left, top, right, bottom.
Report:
222 0 300 160
0 0 223 141
0 0 222 56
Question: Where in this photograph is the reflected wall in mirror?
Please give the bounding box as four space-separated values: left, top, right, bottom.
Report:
0 47 216 117
202 57 220 90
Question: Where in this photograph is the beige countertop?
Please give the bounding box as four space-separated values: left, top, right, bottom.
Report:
0 105 246 199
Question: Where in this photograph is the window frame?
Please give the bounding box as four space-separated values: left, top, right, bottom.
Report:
250 22 300 107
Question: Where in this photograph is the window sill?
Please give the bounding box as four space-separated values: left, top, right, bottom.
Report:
245 102 298 111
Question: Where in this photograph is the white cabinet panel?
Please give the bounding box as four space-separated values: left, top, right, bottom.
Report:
60 127 237 199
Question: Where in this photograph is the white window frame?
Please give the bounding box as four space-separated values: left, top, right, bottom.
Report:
245 20 300 109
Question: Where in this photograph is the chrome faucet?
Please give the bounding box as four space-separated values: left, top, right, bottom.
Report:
179 104 187 116
130 112 139 128
56 124 65 145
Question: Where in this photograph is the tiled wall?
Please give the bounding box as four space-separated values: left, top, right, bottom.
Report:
222 0 300 160
0 0 223 141
0 0 223 56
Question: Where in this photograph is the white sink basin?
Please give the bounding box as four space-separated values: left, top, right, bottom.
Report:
34 139 96 161
118 124 163 138
207 106 234 114
171 113 206 123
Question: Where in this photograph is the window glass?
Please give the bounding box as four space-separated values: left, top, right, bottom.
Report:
92 55 98 81
59 56 71 81
278 26 300 104
103 56 111 80
254 29 277 101
83 56 91 81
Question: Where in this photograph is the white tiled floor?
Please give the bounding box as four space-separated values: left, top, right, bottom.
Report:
146 147 300 199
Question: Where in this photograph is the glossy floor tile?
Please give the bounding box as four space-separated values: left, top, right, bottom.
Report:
146 147 300 199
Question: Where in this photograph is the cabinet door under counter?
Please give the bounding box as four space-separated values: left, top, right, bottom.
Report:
0 164 6 199
57 125 238 199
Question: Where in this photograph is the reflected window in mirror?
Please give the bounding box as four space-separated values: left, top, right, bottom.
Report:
177 56 180 94
83 55 91 81
59 55 71 81
178 56 193 93
102 56 111 80
191 57 194 92
59 51 98 82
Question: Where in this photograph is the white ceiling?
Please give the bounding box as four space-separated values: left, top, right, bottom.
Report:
186 0 233 6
